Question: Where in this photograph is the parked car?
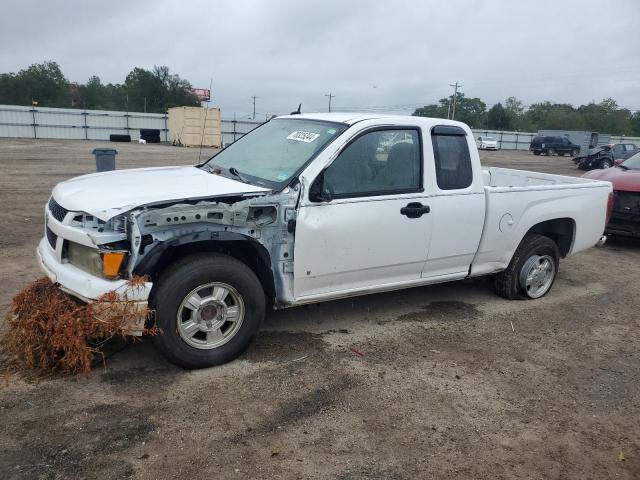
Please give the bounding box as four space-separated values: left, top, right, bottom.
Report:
611 143 638 162
575 145 615 170
476 136 498 150
583 152 640 237
39 113 612 368
530 136 581 156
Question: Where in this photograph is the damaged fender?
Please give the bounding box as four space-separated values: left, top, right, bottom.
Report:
126 187 302 307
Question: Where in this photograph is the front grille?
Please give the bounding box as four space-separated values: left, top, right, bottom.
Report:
48 197 69 222
46 226 58 249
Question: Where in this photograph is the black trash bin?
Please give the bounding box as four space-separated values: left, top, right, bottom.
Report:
92 148 118 172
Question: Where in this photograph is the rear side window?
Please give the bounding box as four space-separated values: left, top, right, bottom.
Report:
431 126 473 190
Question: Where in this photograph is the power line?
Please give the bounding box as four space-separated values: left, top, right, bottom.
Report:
325 93 335 112
449 81 462 120
251 95 258 120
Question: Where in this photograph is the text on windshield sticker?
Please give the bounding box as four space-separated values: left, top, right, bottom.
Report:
287 131 320 143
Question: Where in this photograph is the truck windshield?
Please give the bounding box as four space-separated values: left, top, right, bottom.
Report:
621 152 640 170
202 118 348 189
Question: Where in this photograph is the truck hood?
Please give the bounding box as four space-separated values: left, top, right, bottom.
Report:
51 166 270 220
582 167 640 193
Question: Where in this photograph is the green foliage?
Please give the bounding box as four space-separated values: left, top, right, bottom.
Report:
0 61 199 113
487 103 511 130
0 61 68 107
414 95 640 136
413 93 486 128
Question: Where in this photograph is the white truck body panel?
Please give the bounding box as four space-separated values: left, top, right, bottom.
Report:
470 167 611 276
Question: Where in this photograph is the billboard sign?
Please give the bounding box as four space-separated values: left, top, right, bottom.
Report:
192 88 211 102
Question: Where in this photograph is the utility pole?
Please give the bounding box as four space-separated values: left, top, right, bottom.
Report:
251 96 258 120
325 93 335 112
449 81 462 120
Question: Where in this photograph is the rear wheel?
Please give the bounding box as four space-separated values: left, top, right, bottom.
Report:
494 234 559 300
152 253 265 368
533 151 541 156
570 149 579 157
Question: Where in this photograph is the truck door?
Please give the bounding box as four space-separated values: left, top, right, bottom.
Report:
293 127 433 300
420 126 486 279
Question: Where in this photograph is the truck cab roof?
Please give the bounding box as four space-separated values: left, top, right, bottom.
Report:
276 112 468 129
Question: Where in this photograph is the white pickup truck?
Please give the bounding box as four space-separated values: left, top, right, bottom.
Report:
38 113 612 368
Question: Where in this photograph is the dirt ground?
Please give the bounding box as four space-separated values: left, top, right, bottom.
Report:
0 139 638 480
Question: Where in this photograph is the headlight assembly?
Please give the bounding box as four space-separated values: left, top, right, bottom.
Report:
66 242 128 279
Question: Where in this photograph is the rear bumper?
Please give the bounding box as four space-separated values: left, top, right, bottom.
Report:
606 214 640 237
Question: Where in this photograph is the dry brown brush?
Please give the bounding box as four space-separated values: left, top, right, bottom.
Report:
1 277 159 374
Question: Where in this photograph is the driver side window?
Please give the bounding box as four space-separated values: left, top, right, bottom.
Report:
322 129 421 197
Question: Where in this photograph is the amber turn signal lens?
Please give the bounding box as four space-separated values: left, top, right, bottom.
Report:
101 251 126 279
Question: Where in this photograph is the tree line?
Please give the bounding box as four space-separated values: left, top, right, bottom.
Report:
413 93 640 136
0 61 200 113
2 62 639 135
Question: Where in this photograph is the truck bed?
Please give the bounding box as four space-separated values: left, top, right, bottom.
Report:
482 167 605 190
471 167 612 278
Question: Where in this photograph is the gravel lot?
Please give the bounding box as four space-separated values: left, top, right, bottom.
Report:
0 139 638 479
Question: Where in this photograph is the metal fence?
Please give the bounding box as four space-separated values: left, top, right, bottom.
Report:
0 104 169 141
470 129 538 150
220 119 262 146
1 104 638 149
0 104 263 145
471 129 640 150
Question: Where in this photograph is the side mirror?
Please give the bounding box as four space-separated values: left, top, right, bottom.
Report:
309 171 333 203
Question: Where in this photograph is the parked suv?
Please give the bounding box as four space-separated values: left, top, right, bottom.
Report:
530 136 580 156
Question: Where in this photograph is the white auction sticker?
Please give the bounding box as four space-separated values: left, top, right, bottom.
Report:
286 131 320 143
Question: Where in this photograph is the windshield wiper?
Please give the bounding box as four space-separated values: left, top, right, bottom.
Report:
228 167 251 184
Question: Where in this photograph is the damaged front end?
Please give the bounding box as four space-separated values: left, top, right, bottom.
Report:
39 184 301 335
127 186 300 307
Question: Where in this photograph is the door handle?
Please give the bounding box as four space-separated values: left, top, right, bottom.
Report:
400 202 430 218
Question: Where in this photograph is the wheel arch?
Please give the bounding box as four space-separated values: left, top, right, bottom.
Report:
137 233 276 308
524 217 575 257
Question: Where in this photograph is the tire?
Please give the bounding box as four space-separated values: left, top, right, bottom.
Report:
110 134 131 142
600 159 613 169
533 151 541 156
152 253 265 368
494 234 560 300
570 149 579 157
546 148 555 156
558 152 565 156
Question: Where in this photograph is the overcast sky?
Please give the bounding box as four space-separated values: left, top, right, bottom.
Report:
1 0 639 118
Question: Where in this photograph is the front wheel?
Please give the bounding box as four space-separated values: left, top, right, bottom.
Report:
570 149 579 157
152 253 265 368
546 148 555 156
533 151 541 156
600 158 613 169
494 234 559 300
